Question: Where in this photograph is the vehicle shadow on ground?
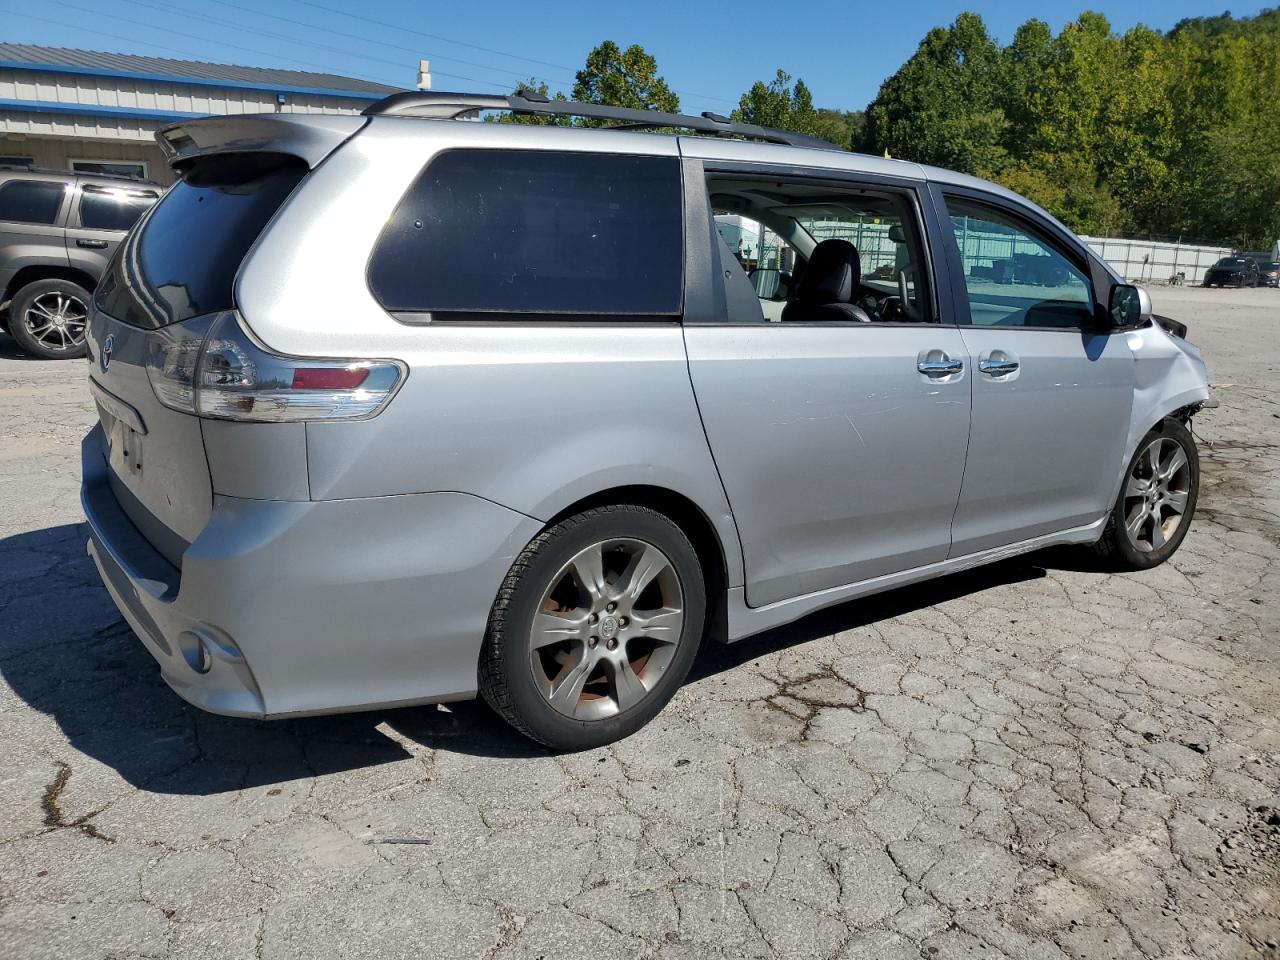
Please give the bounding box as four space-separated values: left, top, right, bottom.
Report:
0 332 36 360
1 522 1058 795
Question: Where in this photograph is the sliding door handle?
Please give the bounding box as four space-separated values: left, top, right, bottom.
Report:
917 357 963 376
979 358 1019 377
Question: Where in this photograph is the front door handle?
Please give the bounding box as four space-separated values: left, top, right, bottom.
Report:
76 239 109 249
979 358 1019 377
918 357 964 376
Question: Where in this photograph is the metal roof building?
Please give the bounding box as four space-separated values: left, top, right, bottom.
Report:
0 44 403 184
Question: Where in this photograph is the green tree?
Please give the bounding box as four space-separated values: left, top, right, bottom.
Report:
861 8 1280 247
571 41 679 116
858 12 1008 173
733 69 861 148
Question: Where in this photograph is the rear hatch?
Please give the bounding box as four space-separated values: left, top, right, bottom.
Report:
86 148 317 567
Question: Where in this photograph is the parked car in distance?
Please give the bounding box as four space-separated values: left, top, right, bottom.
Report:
81 95 1211 750
1258 261 1280 288
0 168 159 359
1203 255 1260 288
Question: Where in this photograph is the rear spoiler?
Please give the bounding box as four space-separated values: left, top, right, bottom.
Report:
156 113 367 171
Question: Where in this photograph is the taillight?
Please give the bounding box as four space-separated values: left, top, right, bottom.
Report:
147 312 403 422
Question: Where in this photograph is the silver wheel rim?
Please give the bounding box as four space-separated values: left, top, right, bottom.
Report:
23 292 87 350
1123 437 1191 553
529 538 684 721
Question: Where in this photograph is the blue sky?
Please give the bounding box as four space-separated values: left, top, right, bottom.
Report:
0 0 1269 113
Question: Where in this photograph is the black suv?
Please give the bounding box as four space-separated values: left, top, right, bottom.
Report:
1203 255 1260 288
0 168 159 359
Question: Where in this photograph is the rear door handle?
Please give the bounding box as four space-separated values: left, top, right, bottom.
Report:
979 358 1019 377
76 239 109 249
918 358 964 376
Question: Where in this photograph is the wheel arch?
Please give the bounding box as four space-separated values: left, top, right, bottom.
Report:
4 265 97 305
543 484 734 643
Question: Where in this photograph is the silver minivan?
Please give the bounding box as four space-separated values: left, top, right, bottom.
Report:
81 93 1210 750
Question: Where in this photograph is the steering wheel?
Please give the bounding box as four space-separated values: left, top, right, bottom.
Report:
855 292 885 323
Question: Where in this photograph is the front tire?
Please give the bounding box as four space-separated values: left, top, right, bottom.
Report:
479 505 706 751
8 279 91 359
1093 419 1199 570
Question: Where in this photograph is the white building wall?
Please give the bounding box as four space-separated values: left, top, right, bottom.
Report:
0 66 382 185
0 68 375 117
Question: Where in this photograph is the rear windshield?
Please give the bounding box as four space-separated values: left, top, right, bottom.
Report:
95 153 307 328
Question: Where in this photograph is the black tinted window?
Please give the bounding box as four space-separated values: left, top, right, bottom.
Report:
96 154 306 328
0 180 64 224
79 189 157 231
369 149 683 317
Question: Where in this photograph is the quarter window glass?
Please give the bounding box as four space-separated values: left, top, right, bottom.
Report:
369 150 683 317
79 189 157 231
0 180 64 224
946 198 1094 328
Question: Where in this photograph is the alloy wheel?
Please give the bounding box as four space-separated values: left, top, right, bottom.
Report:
1123 436 1191 552
23 292 87 351
529 538 684 721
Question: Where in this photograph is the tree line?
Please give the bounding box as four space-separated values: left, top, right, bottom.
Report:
510 10 1280 250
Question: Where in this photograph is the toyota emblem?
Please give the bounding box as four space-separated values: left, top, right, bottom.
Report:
100 334 115 374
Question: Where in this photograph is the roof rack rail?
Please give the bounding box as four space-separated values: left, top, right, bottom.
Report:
362 91 837 150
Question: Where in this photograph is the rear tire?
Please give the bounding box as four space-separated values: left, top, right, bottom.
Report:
8 279 91 359
1092 418 1199 570
479 504 706 751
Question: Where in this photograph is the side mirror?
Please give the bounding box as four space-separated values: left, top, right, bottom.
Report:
1108 284 1151 328
749 268 783 300
887 224 906 244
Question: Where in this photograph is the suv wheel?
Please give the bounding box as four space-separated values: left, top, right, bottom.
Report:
9 279 91 359
1093 418 1199 570
479 505 706 750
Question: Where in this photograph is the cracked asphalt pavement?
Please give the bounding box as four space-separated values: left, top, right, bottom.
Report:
1 286 1278 960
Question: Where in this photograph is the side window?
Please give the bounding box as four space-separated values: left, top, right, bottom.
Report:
945 197 1095 329
0 180 65 225
79 188 158 232
71 160 148 180
707 175 934 324
369 150 683 318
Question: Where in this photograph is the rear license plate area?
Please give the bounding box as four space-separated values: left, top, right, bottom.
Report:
99 404 143 478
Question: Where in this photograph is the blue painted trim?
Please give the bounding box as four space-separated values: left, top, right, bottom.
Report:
0 59 396 101
0 98 206 122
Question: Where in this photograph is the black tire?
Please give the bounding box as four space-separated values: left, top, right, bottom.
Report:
479 504 706 751
1092 418 1199 570
8 279 91 359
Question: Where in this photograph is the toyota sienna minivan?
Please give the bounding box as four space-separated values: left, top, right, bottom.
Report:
81 92 1211 750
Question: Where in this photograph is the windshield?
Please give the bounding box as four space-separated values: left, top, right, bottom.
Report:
1216 258 1248 267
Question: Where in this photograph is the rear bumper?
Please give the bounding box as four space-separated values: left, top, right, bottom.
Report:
81 425 541 718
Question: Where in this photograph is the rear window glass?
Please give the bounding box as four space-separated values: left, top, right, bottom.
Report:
0 180 65 225
79 188 157 231
96 154 306 328
368 149 683 317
